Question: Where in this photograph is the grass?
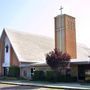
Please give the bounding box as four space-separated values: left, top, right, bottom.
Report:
0 76 27 81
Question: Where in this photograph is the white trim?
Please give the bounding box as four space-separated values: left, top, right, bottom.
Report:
70 58 90 64
3 37 10 67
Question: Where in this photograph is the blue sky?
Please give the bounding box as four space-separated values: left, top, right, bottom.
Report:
0 0 90 48
0 0 56 36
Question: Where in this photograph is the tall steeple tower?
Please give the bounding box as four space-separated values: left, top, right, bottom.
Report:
54 8 77 59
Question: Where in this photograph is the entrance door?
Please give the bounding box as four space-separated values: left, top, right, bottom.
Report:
78 65 85 81
3 67 9 76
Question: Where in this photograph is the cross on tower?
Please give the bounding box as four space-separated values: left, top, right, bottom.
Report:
59 6 63 15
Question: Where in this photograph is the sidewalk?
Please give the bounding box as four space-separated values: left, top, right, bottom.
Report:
0 80 90 90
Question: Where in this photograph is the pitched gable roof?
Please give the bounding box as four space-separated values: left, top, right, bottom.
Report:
2 29 54 63
1 28 90 64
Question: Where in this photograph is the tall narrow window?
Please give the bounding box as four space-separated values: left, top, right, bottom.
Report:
31 68 33 73
5 45 9 53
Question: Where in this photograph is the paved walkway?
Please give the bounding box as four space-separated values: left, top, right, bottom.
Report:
0 80 90 90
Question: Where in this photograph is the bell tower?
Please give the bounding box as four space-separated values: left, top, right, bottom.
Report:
54 9 77 58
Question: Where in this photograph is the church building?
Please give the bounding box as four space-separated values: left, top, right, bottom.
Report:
0 29 54 78
0 13 90 81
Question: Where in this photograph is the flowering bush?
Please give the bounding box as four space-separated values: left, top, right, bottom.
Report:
46 48 71 72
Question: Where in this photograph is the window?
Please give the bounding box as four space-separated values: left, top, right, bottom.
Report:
31 68 33 73
5 45 9 53
31 68 35 73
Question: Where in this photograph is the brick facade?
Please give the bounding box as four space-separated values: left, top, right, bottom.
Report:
10 46 19 66
55 14 77 59
0 31 19 75
0 31 6 75
64 15 77 58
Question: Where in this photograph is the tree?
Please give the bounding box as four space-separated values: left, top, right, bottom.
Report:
46 48 71 74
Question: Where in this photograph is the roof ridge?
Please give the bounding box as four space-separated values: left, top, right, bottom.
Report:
4 28 53 40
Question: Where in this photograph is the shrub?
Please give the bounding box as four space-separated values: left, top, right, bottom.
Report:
8 66 20 77
46 48 71 72
32 70 77 82
70 76 77 82
57 74 77 82
45 71 77 82
32 71 45 81
46 71 58 82
57 74 66 82
46 71 67 82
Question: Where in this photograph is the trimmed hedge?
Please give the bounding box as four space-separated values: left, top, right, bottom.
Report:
32 70 77 82
57 74 66 82
32 71 45 81
45 71 57 82
8 66 20 77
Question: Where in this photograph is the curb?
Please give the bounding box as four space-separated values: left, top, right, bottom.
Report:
0 81 90 90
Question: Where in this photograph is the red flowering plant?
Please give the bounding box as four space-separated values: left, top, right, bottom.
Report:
46 48 71 73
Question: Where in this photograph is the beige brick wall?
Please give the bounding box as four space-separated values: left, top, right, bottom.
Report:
71 64 78 77
20 67 31 79
34 66 51 72
20 65 51 79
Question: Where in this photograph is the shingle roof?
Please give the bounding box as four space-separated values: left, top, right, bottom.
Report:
4 29 54 63
2 29 90 63
77 43 90 59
